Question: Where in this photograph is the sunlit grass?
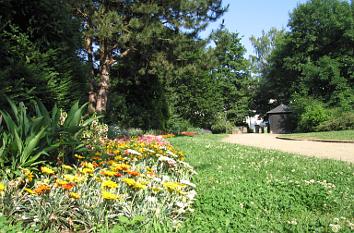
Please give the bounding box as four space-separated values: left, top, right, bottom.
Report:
169 134 354 232
280 130 354 141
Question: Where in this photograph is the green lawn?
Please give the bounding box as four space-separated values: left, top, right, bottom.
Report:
169 134 354 232
279 130 354 141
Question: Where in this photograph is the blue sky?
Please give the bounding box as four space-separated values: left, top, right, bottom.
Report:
201 0 308 57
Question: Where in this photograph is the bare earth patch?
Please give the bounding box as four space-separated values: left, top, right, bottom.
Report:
223 134 354 163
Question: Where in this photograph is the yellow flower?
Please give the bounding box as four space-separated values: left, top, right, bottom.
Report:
62 164 74 171
22 169 34 182
0 182 5 192
111 163 130 172
102 191 120 201
24 188 35 195
41 166 55 175
162 181 186 194
81 162 94 170
63 174 84 183
100 169 116 177
69 192 80 199
102 180 118 189
82 167 94 174
56 179 68 186
74 154 84 159
122 178 146 190
151 186 162 193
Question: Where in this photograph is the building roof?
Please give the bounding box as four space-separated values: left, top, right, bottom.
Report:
266 104 292 114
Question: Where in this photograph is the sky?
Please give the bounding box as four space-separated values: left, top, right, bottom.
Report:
201 0 308 57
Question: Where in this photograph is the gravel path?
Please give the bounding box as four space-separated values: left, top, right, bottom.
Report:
223 134 354 163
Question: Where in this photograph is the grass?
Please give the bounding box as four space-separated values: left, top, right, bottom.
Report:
278 130 354 141
169 134 354 232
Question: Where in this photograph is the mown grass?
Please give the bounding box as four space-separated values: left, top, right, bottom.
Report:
169 134 354 232
280 130 354 141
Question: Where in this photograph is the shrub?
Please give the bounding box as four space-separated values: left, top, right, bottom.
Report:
127 128 144 137
211 114 234 134
296 101 331 132
166 115 191 134
316 111 354 131
107 124 129 139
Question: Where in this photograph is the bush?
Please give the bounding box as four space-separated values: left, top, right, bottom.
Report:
316 111 354 131
107 125 145 139
166 115 191 134
211 114 234 134
296 100 331 132
127 128 144 137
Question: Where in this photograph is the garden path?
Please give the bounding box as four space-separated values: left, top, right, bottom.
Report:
223 134 354 163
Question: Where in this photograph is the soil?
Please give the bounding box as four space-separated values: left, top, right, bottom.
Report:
223 133 354 163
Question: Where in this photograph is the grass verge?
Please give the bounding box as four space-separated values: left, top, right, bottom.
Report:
278 130 354 142
169 134 354 232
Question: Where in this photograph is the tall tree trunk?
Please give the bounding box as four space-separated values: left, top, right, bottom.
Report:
96 39 110 113
85 35 97 113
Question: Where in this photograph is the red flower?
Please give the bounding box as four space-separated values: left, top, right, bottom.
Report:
114 173 123 177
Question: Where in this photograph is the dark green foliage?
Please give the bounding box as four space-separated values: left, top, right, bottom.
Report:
0 0 88 109
211 29 254 125
166 115 192 134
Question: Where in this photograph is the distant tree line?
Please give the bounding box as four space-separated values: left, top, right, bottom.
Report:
2 0 352 133
0 0 253 132
250 0 354 132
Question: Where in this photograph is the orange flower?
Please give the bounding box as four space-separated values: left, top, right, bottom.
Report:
127 170 140 176
147 171 156 177
61 183 75 190
114 173 123 177
33 184 51 195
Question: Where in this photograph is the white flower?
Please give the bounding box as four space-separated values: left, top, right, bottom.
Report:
287 219 297 225
175 201 188 208
329 224 341 233
161 175 170 182
166 150 177 157
180 179 196 188
145 196 157 203
186 190 197 200
125 149 141 155
153 177 162 183
158 156 176 166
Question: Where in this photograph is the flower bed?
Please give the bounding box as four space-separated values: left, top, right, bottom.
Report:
0 135 196 232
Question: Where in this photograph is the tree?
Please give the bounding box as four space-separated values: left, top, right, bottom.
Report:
0 0 88 109
74 0 226 113
211 29 253 125
249 27 285 79
255 0 354 114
